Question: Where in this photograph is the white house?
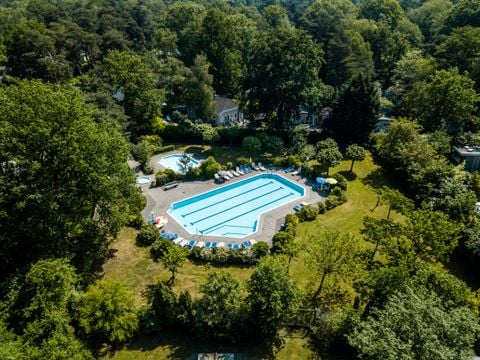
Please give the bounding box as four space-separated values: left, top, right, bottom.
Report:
214 96 243 126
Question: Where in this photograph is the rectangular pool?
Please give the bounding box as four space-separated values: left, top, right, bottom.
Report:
168 174 305 238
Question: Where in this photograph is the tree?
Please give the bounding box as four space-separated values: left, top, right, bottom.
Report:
305 230 358 302
159 242 188 285
316 138 342 176
360 0 405 28
405 207 462 262
102 50 164 137
150 281 178 328
0 80 143 277
136 223 159 246
200 156 221 178
349 287 479 360
264 5 291 28
327 74 380 145
378 186 414 219
245 27 325 128
242 136 262 153
77 279 138 344
251 241 270 259
195 123 220 145
196 271 244 340
247 256 297 338
345 144 366 172
432 177 477 221
444 0 480 30
185 54 215 120
404 68 479 133
362 217 403 264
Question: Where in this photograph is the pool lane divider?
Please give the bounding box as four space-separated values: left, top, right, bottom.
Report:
180 180 274 218
199 192 295 235
190 186 284 226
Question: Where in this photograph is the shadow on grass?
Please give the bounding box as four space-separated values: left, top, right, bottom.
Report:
183 145 206 156
109 331 290 360
337 170 357 181
361 168 391 190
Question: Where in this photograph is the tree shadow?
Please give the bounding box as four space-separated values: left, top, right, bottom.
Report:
361 168 391 191
337 170 357 181
183 145 206 157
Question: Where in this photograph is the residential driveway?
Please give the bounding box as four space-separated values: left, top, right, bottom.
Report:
137 168 325 245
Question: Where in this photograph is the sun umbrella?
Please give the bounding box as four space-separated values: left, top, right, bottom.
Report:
154 216 168 226
316 177 326 184
325 178 338 185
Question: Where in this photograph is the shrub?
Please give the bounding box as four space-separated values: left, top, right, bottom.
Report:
286 154 302 167
325 196 338 210
333 173 348 191
226 161 233 170
271 156 285 167
299 205 319 221
272 231 294 251
284 214 300 235
155 173 169 186
318 201 327 214
252 241 270 258
243 136 262 153
163 168 177 181
184 166 202 180
154 144 175 154
150 281 178 328
330 187 343 197
200 156 221 178
150 238 173 261
236 156 250 166
263 135 284 153
137 224 159 246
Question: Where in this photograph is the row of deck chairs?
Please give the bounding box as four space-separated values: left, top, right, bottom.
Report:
214 162 268 182
169 236 258 251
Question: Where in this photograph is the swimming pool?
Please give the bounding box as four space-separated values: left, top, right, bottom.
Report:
168 174 305 238
159 154 200 173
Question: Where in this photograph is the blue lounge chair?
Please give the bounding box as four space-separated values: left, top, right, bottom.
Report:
211 242 217 248
187 240 196 249
242 241 251 248
293 204 302 211
284 165 295 173
233 244 240 250
205 241 212 248
160 232 178 240
245 165 253 172
227 243 233 249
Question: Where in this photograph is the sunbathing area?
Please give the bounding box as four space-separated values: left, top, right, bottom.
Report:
140 155 324 248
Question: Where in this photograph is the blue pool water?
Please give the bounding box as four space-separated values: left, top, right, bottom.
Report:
168 174 305 238
159 154 200 173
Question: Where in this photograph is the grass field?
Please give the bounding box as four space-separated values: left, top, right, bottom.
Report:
103 151 393 359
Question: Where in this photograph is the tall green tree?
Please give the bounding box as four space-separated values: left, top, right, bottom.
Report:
77 279 138 344
327 74 380 145
245 27 326 128
404 68 480 133
196 271 244 340
0 80 143 277
247 256 297 338
316 138 343 176
349 287 479 360
305 230 358 302
184 54 215 120
345 144 366 172
159 242 188 285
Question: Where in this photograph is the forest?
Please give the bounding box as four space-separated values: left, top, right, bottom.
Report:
1 0 480 358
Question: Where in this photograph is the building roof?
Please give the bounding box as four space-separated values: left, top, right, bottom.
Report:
215 96 238 115
453 146 480 157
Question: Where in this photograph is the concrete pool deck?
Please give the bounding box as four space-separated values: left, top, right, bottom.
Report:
139 168 325 246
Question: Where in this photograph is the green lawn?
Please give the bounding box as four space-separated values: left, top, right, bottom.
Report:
103 151 393 358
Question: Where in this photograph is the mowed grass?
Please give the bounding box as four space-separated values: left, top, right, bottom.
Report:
103 151 393 358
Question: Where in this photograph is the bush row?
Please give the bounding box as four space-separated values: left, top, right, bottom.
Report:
189 242 269 264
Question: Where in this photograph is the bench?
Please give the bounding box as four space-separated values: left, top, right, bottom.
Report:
163 181 179 190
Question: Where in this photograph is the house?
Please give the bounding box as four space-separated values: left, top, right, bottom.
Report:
214 96 243 126
374 115 392 132
452 146 480 171
288 108 319 128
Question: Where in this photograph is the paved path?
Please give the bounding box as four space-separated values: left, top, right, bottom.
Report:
135 157 325 245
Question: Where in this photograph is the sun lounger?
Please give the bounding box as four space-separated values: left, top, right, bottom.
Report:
211 242 217 248
251 162 260 171
196 241 205 248
241 165 250 173
172 237 184 245
249 239 257 245
242 241 251 248
205 241 212 248
293 204 302 211
214 173 224 183
301 201 310 206
233 244 240 250
258 162 266 171
160 232 178 240
284 165 295 173
179 239 189 247
236 166 244 175
291 167 301 175
186 240 196 248
230 170 240 177
217 242 225 248
227 243 233 249
226 171 235 178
